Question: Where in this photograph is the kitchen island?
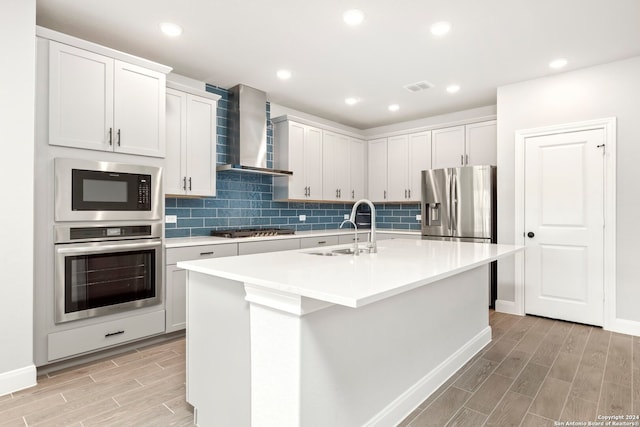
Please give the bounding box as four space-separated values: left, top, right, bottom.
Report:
178 238 523 426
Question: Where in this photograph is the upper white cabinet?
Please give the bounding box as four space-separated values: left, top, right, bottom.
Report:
165 85 219 196
387 131 432 202
274 119 323 200
322 130 350 201
48 40 167 157
322 131 366 202
368 138 388 202
431 120 496 168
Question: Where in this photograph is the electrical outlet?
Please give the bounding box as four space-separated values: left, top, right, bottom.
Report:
416 214 422 221
343 214 349 220
165 215 177 224
299 214 306 222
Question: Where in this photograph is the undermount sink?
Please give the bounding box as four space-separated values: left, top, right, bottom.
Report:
331 248 371 255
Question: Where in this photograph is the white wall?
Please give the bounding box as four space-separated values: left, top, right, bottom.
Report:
496 56 640 322
0 0 37 395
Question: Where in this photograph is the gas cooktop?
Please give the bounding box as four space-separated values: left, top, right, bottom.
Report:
210 228 295 238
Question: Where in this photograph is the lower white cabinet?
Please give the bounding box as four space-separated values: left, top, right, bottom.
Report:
165 243 238 332
299 235 339 249
47 310 166 362
238 239 300 255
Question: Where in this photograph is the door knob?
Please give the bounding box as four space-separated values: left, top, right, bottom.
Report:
527 231 535 238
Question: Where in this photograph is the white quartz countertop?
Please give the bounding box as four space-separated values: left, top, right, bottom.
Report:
177 238 523 308
165 229 417 248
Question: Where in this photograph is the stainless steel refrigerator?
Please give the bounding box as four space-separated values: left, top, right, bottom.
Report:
421 165 497 306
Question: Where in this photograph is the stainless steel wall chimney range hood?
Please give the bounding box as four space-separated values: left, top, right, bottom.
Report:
216 85 293 176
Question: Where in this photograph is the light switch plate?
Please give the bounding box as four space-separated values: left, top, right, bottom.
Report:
343 214 349 220
416 214 422 221
165 215 177 224
299 214 306 221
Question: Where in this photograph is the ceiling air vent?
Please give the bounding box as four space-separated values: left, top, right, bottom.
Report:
403 80 435 93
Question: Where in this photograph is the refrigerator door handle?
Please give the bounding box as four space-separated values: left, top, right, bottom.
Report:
450 172 458 234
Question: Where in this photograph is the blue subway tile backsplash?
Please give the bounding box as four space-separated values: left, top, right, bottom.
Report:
164 84 420 238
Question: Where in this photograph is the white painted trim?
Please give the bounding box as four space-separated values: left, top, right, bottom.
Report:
514 117 617 331
0 364 37 397
495 299 524 316
365 326 491 427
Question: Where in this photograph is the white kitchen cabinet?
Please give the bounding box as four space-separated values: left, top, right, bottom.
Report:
367 138 388 202
349 138 366 201
431 121 496 168
299 235 340 249
386 132 431 202
165 85 219 196
237 239 300 255
165 243 238 332
48 41 166 157
273 119 323 200
322 131 350 201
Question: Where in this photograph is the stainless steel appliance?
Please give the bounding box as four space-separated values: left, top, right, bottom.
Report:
421 165 497 306
54 223 163 323
54 158 162 222
210 228 295 238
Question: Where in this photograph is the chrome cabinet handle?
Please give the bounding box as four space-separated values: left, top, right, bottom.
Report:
108 128 113 146
117 129 121 146
183 177 187 190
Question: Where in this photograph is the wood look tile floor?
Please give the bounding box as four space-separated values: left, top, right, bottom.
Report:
2 312 639 426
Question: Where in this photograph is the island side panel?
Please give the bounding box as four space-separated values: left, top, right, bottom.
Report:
186 271 251 427
248 265 491 427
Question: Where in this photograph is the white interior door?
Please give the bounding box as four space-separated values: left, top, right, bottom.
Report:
524 129 604 326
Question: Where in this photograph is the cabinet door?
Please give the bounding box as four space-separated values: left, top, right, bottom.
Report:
165 89 187 195
367 138 388 202
322 131 349 201
465 120 497 166
432 125 465 169
349 138 366 200
114 60 166 157
185 94 217 196
387 135 409 201
49 41 114 151
287 122 308 199
166 265 187 333
408 131 432 201
305 126 323 199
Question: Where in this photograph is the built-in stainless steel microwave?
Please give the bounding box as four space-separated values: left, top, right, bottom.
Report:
54 158 162 222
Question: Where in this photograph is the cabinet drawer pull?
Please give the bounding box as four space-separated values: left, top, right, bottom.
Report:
108 127 113 146
199 251 214 256
408 189 411 198
183 177 187 190
117 129 121 146
105 330 124 338
460 154 464 165
317 241 327 245
465 154 469 165
188 177 192 191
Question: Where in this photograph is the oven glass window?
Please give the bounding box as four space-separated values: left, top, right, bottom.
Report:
65 249 155 314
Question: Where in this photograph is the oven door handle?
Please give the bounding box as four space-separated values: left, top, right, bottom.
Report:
55 239 162 255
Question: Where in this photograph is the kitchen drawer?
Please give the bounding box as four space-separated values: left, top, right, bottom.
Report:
338 232 370 245
238 239 300 255
47 310 165 362
166 243 238 265
299 235 339 249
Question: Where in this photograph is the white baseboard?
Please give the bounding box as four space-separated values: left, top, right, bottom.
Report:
607 317 640 337
0 364 37 397
366 326 492 427
495 299 524 316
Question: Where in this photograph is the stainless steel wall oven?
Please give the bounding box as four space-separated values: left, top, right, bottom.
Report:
54 223 163 323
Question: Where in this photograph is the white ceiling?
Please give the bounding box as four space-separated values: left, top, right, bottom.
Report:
36 0 640 129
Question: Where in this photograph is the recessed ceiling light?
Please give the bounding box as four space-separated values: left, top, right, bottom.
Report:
388 104 400 112
549 58 568 69
160 22 183 37
446 84 460 94
276 69 292 80
430 21 451 36
343 9 365 26
345 97 359 105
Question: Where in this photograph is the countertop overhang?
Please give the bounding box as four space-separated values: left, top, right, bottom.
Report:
177 238 523 308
